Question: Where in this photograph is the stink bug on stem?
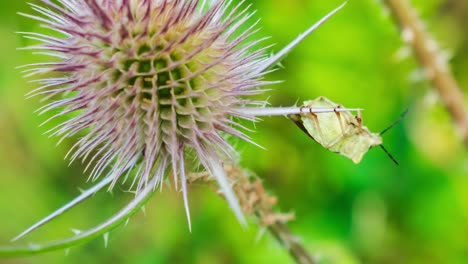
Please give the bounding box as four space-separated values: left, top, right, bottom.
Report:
289 96 404 164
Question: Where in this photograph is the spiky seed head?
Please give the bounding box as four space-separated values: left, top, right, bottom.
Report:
21 0 273 225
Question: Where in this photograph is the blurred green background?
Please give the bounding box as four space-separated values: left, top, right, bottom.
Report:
1 0 467 263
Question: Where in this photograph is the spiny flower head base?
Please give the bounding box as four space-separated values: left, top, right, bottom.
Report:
22 0 271 225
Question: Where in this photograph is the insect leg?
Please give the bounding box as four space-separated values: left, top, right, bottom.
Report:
333 104 346 134
355 109 363 129
308 108 325 143
327 109 347 148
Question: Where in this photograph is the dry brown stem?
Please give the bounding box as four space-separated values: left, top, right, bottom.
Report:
384 0 468 146
188 165 317 264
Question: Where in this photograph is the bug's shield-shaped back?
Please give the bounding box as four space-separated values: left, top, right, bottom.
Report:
290 96 382 163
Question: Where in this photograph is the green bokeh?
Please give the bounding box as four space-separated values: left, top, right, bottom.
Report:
1 1 467 263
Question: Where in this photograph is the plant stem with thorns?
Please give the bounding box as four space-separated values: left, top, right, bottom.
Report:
188 165 317 264
384 0 468 146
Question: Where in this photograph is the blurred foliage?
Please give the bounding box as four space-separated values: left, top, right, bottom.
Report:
1 0 467 263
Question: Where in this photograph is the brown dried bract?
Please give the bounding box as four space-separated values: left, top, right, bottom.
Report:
187 165 294 227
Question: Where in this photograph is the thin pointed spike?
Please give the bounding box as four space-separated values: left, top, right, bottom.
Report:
3 175 159 256
380 109 409 135
254 227 267 243
103 232 109 248
379 145 399 165
255 2 347 74
179 152 192 232
70 229 82 235
235 106 362 117
202 154 246 227
11 176 114 242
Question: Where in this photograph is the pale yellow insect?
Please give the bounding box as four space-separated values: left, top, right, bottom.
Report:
290 96 399 164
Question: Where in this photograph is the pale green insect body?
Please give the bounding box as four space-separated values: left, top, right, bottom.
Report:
291 96 382 163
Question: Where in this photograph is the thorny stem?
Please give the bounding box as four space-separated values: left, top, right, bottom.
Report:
383 0 468 146
0 176 157 257
266 220 317 264
11 176 114 242
3 164 317 262
188 165 317 264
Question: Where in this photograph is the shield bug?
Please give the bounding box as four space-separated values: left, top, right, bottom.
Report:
289 96 403 164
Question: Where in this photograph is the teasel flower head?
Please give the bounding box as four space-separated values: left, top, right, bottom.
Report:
17 0 345 236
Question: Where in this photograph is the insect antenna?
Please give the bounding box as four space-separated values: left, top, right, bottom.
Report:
380 108 409 135
379 144 399 165
378 108 409 165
